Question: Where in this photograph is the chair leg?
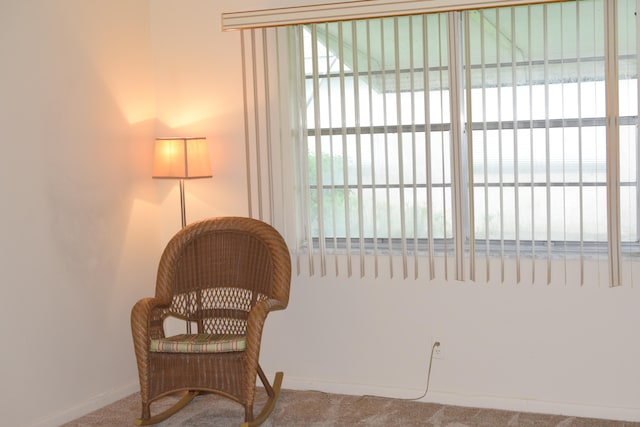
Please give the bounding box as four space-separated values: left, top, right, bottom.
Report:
240 371 283 427
257 364 275 397
141 402 151 421
134 391 199 426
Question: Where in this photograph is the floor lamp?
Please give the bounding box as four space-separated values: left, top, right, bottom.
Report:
152 137 212 334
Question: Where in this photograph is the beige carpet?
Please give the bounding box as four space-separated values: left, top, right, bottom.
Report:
62 389 639 427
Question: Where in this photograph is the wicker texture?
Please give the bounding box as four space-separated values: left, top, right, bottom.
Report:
131 217 291 424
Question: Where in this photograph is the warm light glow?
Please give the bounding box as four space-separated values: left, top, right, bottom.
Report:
152 137 212 179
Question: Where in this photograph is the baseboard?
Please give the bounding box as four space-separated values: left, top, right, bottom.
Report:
28 381 140 427
281 375 640 423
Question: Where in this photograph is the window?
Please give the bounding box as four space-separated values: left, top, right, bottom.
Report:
233 0 639 286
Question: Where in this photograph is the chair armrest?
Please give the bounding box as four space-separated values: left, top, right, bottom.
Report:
131 297 170 403
131 298 153 346
245 299 285 354
246 299 286 339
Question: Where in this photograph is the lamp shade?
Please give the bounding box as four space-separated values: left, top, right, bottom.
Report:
152 137 212 179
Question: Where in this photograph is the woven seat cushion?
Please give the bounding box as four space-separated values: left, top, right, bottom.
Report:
150 334 246 353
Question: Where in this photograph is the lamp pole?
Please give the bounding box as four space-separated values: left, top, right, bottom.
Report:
179 179 187 229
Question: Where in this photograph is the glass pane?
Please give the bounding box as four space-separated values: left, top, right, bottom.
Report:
465 0 611 245
303 13 453 245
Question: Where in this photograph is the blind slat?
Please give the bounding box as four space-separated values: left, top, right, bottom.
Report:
422 15 436 280
364 21 380 278
448 12 466 281
311 25 327 276
463 12 476 282
511 8 522 284
409 17 420 279
544 4 552 284
605 0 622 287
393 17 409 279
351 21 366 278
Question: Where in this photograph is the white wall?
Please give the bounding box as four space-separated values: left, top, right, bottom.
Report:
0 2 159 426
2 0 639 426
260 275 640 420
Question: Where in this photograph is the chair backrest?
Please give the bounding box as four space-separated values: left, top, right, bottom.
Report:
154 217 291 335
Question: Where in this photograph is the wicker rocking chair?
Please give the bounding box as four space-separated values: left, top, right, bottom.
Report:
131 217 291 426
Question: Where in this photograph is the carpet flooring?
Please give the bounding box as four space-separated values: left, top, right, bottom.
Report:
62 389 640 427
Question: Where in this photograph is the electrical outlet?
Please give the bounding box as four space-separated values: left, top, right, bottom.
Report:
433 340 444 360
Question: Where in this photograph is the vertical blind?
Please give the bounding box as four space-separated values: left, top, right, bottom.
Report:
235 0 639 287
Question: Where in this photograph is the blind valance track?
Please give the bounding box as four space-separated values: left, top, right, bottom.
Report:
222 0 569 31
